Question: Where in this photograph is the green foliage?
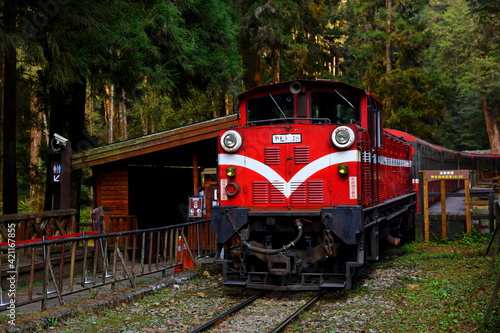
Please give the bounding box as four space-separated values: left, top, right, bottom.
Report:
344 0 444 138
426 0 500 150
4 0 500 212
454 229 492 247
238 0 344 86
47 316 59 327
467 0 500 15
4 0 243 211
378 68 444 139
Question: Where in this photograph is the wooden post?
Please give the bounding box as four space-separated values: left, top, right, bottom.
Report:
192 153 199 195
423 175 430 242
440 180 447 239
465 179 471 233
60 142 72 209
421 170 472 242
69 240 77 292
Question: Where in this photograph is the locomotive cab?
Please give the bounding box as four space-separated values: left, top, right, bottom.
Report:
244 84 361 126
212 80 415 290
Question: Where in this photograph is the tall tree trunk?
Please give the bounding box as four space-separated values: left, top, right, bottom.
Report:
272 48 280 83
385 0 392 73
241 49 261 90
482 95 500 153
139 103 148 135
69 82 86 223
109 84 114 143
86 84 93 139
104 85 113 143
118 89 127 140
150 115 155 133
0 62 3 213
2 1 18 214
252 55 261 88
29 89 44 212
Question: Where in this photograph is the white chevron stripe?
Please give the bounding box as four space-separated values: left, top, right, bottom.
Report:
219 150 359 198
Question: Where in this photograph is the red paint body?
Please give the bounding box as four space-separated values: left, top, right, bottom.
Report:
212 80 416 290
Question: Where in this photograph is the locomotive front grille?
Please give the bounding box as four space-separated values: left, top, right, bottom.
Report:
290 180 324 204
253 181 286 204
270 182 285 204
265 147 280 165
290 182 306 204
252 180 324 205
294 146 310 164
253 181 269 204
307 180 324 203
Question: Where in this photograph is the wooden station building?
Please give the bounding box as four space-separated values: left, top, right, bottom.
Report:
72 114 238 232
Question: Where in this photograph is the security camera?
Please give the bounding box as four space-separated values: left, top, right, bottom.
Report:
54 133 69 147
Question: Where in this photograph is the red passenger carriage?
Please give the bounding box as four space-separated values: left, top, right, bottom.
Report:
386 129 500 232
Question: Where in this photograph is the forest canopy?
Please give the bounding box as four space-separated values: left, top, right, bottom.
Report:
1 0 499 213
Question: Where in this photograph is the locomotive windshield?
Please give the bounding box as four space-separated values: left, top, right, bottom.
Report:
245 89 360 125
311 91 360 124
247 92 294 124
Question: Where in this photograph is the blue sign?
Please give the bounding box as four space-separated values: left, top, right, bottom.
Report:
51 162 62 183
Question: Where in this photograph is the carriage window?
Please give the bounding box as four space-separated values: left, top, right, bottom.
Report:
311 91 360 124
247 92 294 124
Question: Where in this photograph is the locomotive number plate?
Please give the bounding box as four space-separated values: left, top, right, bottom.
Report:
272 133 302 144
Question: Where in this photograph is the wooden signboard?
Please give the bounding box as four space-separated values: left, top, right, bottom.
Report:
423 170 470 181
420 170 471 242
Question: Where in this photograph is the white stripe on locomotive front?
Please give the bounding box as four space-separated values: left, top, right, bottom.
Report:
220 150 412 199
219 150 359 198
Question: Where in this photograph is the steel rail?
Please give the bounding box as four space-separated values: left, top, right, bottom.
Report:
189 291 267 333
270 290 327 333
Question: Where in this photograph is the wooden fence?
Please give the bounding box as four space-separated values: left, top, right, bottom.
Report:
0 209 78 244
420 170 496 241
0 219 215 312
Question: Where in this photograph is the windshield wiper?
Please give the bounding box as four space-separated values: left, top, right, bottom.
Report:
334 90 355 109
268 93 287 118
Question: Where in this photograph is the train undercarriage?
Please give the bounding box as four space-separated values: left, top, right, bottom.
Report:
212 193 416 290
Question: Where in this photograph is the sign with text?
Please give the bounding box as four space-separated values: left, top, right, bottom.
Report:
422 170 470 181
272 133 302 144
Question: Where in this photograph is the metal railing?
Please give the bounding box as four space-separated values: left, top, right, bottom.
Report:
0 219 215 312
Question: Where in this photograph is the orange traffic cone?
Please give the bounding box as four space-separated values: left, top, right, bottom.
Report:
181 235 196 271
175 236 183 273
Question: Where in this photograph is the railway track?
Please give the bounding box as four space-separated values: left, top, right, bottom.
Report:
189 290 327 333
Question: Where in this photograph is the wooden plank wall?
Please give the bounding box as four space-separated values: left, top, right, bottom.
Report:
95 168 130 233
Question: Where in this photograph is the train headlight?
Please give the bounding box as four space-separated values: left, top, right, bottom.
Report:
338 163 349 176
220 130 242 153
225 182 240 197
226 166 236 178
332 126 355 149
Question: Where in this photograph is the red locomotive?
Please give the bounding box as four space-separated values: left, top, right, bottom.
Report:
211 80 416 290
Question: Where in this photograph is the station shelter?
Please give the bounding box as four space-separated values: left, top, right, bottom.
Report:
72 114 238 233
